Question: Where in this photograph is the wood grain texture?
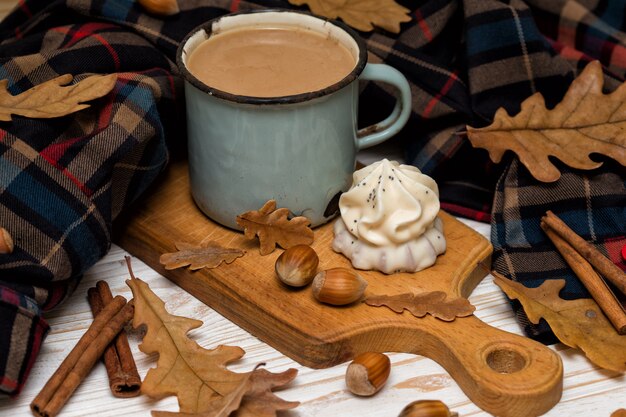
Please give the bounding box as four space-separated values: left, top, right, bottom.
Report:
114 158 563 417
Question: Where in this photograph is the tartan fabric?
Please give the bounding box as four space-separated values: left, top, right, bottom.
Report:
0 286 48 395
0 0 624 395
462 0 626 342
365 0 625 222
355 0 626 341
0 0 188 395
492 160 626 344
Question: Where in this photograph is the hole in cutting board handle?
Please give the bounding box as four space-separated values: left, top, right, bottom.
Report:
486 348 527 374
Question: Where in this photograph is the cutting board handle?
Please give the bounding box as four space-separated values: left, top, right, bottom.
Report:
403 315 563 417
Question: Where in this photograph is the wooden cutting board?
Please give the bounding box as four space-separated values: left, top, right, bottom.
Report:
114 158 563 417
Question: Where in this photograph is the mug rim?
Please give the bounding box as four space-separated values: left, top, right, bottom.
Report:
175 8 368 105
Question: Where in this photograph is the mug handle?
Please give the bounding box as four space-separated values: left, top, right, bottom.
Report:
356 63 412 150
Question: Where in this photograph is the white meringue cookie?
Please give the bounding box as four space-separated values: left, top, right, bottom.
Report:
338 159 440 246
332 159 446 274
332 216 446 274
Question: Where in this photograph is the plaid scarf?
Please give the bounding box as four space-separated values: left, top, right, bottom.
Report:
0 0 624 395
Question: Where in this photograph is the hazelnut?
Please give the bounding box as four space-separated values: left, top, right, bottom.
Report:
311 268 367 305
345 352 390 396
275 245 319 287
398 400 458 417
137 0 179 16
0 227 14 254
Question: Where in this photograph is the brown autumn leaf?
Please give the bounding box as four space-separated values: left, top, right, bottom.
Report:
493 272 626 372
466 60 626 182
126 271 298 415
0 73 117 121
288 0 411 33
236 200 314 256
159 241 245 270
233 367 299 417
127 273 245 413
137 0 179 16
365 291 475 321
152 366 299 417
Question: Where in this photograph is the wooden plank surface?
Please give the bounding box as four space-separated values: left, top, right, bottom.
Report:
0 1 624 416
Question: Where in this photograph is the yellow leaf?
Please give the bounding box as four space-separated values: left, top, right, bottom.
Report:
0 73 117 121
466 61 626 182
288 0 412 33
126 274 246 413
494 273 626 372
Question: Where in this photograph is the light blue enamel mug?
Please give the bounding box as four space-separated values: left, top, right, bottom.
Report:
177 10 412 229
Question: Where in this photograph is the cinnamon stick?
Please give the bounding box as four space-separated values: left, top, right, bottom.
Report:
541 221 626 335
31 297 135 417
543 210 626 295
87 281 141 397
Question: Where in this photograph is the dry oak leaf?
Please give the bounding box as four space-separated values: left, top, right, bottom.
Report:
236 200 314 256
0 73 117 121
138 0 179 16
159 241 245 270
153 366 299 417
466 60 626 182
232 367 299 417
365 291 475 321
494 272 626 372
288 0 411 33
126 274 246 413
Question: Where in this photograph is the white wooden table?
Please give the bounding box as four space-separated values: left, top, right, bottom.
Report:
1 218 625 417
0 1 624 415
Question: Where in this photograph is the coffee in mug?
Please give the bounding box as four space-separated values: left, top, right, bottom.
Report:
186 26 356 97
177 10 412 230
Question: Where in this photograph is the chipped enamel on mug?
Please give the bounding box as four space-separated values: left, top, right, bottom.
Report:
177 10 412 230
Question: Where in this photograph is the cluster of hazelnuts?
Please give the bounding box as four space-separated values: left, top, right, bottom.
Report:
274 245 457 416
274 245 367 305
